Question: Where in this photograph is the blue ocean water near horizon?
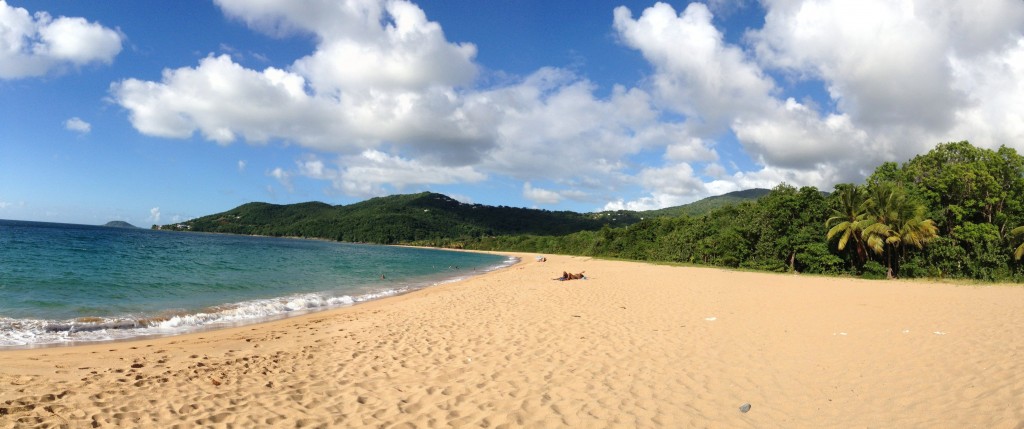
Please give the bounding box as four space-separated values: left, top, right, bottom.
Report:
0 220 514 347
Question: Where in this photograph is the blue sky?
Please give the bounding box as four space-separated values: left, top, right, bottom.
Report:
2 0 1024 227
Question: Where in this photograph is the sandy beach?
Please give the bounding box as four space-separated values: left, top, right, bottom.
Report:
2 253 1023 428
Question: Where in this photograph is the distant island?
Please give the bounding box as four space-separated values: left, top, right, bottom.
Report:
103 221 138 228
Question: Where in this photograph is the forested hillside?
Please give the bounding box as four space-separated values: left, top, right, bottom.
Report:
164 192 642 244
642 188 771 217
164 141 1024 282
162 183 768 244
460 142 1024 282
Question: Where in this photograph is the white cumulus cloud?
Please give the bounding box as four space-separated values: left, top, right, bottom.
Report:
63 117 91 134
522 182 562 205
476 70 667 181
110 0 1024 211
269 167 293 191
613 3 776 130
111 0 484 157
608 0 1024 209
295 151 486 197
110 0 673 204
0 1 122 79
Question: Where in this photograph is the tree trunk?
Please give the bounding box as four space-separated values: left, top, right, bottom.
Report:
855 242 867 272
886 244 895 279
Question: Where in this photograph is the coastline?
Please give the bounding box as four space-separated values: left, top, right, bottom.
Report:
3 253 1023 427
0 229 515 348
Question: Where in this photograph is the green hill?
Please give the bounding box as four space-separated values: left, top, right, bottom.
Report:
160 141 1024 282
163 189 772 245
165 192 641 244
641 188 771 218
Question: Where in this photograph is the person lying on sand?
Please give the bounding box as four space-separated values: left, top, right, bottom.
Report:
555 271 586 281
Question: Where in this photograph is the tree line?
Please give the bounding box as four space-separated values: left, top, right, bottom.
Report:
164 192 639 244
168 141 1024 282
448 142 1024 282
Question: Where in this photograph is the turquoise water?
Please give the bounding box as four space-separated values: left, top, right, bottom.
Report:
0 220 513 347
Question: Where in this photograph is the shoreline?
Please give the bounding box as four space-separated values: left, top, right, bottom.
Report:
3 253 1023 427
0 247 518 350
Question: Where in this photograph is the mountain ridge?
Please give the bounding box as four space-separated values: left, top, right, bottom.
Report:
160 190 766 243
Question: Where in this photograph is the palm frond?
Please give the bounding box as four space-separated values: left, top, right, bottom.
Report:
865 234 885 255
827 221 849 240
1012 226 1024 261
837 229 851 251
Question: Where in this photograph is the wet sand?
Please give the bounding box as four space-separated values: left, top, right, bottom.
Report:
2 253 1023 428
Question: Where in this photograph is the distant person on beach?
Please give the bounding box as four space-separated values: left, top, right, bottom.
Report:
557 271 586 281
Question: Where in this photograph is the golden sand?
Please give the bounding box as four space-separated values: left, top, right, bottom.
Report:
2 253 1023 428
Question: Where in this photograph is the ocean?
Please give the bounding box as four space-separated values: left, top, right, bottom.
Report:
0 220 513 347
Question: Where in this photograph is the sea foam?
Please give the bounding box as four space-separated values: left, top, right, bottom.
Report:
0 288 393 347
0 255 519 347
0 219 517 348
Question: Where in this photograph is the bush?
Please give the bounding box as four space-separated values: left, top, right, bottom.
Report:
862 260 888 279
953 222 1010 280
795 242 845 274
921 236 967 278
898 255 928 278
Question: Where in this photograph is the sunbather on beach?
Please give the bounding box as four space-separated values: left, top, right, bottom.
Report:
556 271 586 281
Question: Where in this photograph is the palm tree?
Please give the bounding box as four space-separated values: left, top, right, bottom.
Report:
862 185 899 278
1011 226 1024 261
826 185 870 270
862 183 938 278
898 205 939 252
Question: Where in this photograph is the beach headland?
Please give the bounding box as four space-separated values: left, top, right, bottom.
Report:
2 253 1023 428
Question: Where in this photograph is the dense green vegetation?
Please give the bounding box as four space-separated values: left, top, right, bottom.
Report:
165 141 1024 282
458 142 1024 282
162 192 643 244
459 184 842 273
642 188 771 217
